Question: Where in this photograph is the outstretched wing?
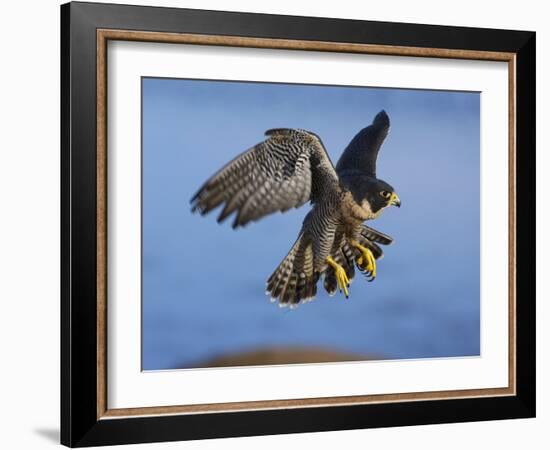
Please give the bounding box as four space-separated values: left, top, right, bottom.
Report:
191 129 338 228
335 110 390 178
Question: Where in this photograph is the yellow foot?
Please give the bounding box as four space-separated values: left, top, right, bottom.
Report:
326 256 350 298
351 241 377 281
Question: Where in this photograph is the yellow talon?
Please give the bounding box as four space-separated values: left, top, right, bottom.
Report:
351 241 377 280
326 256 350 298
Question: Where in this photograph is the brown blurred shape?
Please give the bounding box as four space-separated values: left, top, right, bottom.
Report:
183 346 384 369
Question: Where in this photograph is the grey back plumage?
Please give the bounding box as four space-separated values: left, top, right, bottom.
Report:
335 110 390 178
191 128 339 228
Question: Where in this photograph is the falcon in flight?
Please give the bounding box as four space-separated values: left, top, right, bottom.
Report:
191 110 400 307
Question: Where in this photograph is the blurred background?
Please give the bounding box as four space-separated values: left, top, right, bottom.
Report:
142 78 480 370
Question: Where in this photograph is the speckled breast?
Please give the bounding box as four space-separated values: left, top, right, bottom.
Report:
341 191 381 224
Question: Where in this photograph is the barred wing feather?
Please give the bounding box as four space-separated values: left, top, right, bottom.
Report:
191 129 338 228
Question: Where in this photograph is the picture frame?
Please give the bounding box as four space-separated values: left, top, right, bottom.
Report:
60 1 535 447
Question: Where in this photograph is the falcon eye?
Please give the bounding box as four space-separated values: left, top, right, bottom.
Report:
380 190 391 199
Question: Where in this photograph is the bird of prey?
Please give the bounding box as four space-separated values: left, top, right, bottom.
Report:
191 110 400 308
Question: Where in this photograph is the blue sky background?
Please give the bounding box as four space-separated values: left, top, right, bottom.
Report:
142 77 480 370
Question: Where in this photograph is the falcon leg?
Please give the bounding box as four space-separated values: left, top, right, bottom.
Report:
351 240 377 281
326 256 350 298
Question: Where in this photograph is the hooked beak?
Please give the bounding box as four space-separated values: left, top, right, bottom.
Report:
390 192 401 208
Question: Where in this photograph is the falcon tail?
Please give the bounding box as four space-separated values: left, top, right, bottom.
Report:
266 234 319 307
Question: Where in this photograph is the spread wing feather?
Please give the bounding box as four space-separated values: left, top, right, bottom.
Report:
191 129 338 228
336 110 390 178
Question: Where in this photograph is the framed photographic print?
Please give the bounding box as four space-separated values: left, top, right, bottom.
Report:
60 1 536 447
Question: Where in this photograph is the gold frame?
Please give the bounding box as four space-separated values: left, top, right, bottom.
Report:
96 29 516 420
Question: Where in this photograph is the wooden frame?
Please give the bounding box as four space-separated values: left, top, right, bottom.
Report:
61 1 535 447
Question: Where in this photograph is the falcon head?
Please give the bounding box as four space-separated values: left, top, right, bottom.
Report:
357 177 401 214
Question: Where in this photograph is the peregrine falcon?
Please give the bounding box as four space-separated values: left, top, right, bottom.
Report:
191 110 400 307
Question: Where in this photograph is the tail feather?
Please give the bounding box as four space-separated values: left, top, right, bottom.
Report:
360 225 393 246
324 271 337 297
267 225 393 305
353 225 393 262
305 277 318 302
341 242 357 277
282 273 298 304
266 234 318 306
361 239 383 260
